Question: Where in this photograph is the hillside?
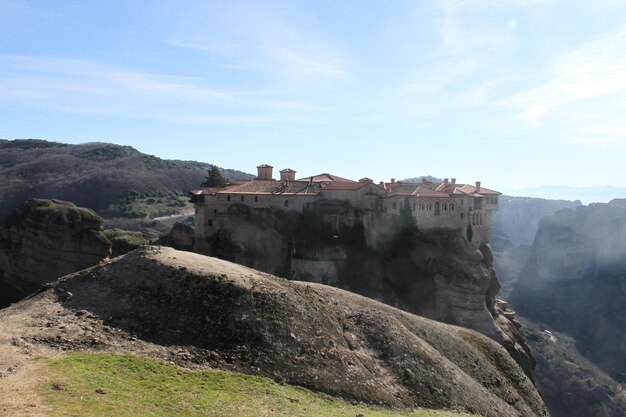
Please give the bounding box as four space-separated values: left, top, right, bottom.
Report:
0 246 548 417
0 139 253 217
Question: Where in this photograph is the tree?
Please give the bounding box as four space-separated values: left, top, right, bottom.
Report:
201 165 227 188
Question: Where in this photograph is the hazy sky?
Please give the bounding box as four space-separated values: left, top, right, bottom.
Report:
2 0 626 192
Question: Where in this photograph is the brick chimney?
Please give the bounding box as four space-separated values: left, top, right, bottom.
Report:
280 168 296 182
451 178 456 185
391 178 396 184
257 164 274 180
444 178 449 185
475 181 481 191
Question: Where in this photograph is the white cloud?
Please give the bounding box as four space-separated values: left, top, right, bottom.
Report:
502 26 626 122
166 6 349 82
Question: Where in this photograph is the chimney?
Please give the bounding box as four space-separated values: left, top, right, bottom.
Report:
451 178 456 185
444 178 449 185
391 178 396 184
280 168 296 182
475 181 481 191
422 178 428 185
257 164 274 180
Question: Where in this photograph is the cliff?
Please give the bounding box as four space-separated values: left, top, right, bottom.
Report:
0 199 111 306
492 195 582 245
0 246 549 417
510 200 626 383
195 206 536 380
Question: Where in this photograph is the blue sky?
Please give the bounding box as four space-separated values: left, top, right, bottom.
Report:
2 0 626 194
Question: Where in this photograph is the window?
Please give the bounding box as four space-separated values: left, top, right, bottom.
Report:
443 203 447 211
208 219 213 227
450 203 454 210
434 201 440 216
461 213 464 219
241 195 244 202
255 196 258 202
392 202 397 210
461 199 464 206
227 195 231 201
284 200 289 208
213 209 217 214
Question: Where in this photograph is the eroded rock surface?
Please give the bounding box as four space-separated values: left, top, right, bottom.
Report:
0 199 111 303
1 246 548 417
510 201 626 383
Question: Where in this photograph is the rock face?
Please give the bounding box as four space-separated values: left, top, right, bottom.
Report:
492 196 582 245
196 208 536 380
165 222 194 252
510 201 626 383
9 246 547 417
0 199 111 303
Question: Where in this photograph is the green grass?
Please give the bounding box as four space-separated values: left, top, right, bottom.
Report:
39 353 477 417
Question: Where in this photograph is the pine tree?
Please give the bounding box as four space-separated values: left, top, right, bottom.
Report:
201 165 227 187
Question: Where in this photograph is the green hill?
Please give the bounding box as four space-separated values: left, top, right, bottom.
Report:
0 139 253 217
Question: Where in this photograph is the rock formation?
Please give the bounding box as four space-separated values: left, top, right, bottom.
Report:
165 222 194 251
0 246 549 417
0 199 111 305
492 196 581 246
510 200 626 383
196 207 537 380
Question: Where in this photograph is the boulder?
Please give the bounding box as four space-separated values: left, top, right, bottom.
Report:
0 199 111 302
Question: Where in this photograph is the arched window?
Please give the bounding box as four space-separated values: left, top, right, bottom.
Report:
434 201 440 216
227 195 231 201
254 196 258 202
450 203 454 210
392 202 397 210
480 213 483 225
284 200 289 208
443 203 447 211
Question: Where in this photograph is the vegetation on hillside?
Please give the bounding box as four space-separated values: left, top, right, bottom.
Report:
521 321 626 417
0 139 253 217
40 353 476 417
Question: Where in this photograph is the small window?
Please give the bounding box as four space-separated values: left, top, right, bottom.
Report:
461 200 464 206
214 209 217 214
208 219 213 227
434 201 440 216
227 195 231 201
392 202 397 210
461 213 464 219
255 196 258 202
443 203 447 211
284 200 289 208
241 195 244 202
450 204 454 210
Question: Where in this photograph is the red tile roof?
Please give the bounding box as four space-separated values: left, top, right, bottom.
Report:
297 173 355 183
322 181 373 191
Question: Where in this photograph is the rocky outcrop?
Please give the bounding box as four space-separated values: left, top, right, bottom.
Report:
0 199 111 304
165 222 194 251
2 246 548 416
510 201 626 383
492 196 581 245
196 207 537 380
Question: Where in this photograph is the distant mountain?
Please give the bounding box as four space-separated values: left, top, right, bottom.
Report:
401 175 442 183
0 139 254 216
501 185 626 204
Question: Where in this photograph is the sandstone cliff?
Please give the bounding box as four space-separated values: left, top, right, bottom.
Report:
0 246 549 417
195 207 536 380
492 196 581 245
510 200 626 383
0 199 111 306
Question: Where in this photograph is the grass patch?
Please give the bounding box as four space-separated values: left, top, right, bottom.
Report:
39 353 477 417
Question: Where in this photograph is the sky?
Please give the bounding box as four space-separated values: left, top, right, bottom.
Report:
2 0 626 196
